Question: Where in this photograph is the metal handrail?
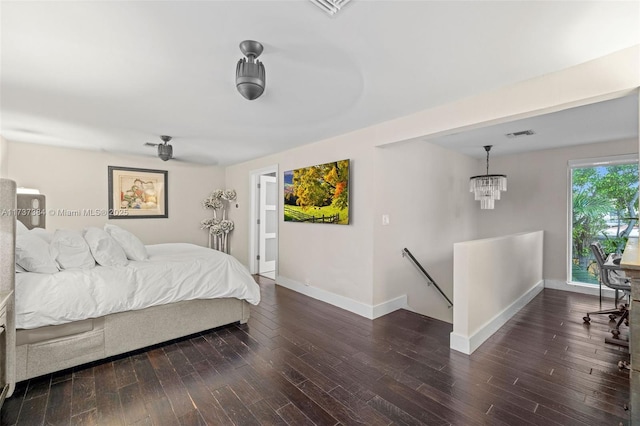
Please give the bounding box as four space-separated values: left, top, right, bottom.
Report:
402 248 453 308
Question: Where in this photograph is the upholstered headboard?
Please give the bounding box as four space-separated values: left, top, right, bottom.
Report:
0 179 16 290
0 178 17 398
16 194 46 230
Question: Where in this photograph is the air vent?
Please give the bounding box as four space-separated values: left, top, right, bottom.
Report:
505 129 536 138
309 0 352 16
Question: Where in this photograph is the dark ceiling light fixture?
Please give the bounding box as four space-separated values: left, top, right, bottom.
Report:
236 40 265 100
144 135 173 161
469 145 507 209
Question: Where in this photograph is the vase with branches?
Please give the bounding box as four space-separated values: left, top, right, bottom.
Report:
201 189 236 253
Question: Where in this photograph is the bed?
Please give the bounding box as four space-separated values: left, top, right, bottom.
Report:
0 179 260 395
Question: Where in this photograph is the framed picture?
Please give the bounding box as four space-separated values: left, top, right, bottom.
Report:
108 166 168 219
284 159 349 225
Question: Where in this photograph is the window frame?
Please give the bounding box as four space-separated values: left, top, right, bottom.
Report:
567 153 638 285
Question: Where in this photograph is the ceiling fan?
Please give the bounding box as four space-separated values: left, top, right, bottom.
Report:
141 135 218 165
144 135 174 161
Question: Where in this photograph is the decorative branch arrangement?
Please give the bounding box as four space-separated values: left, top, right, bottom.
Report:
201 189 236 253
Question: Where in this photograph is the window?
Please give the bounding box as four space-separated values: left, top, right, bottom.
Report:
569 155 638 285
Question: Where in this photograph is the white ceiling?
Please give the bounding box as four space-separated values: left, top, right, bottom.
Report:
428 93 639 158
1 1 639 166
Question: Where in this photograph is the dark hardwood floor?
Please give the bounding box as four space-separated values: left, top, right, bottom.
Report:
1 277 631 425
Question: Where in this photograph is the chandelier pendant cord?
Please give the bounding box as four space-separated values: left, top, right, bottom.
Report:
486 148 490 175
484 144 492 175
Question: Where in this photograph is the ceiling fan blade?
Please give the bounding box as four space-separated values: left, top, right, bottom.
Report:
171 156 218 166
140 135 217 165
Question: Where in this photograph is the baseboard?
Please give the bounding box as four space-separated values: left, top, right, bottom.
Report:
450 280 544 355
449 332 471 355
544 279 615 298
372 294 408 319
276 275 407 320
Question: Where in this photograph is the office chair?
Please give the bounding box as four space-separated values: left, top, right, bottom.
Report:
583 242 631 339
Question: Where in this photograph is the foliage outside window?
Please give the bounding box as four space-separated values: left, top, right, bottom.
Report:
571 163 638 284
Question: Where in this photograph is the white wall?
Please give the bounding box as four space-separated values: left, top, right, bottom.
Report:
451 231 544 354
225 129 476 322
225 134 375 307
476 138 638 283
372 140 477 323
0 136 8 178
6 141 224 245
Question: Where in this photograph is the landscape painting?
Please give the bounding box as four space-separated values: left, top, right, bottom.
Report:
284 159 349 225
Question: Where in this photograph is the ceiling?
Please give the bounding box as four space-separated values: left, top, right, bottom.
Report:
1 1 639 166
428 93 639 159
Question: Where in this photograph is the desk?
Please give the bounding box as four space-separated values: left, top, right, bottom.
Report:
620 237 640 424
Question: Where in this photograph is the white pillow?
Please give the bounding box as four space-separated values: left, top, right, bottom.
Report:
30 227 54 244
15 221 30 272
16 220 28 234
104 224 148 261
15 233 59 273
51 229 96 270
84 227 128 267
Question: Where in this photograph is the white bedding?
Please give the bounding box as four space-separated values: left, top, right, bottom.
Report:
16 243 261 329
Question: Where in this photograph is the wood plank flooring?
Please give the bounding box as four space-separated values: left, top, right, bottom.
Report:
1 277 631 425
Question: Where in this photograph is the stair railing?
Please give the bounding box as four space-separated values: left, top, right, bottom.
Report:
402 248 453 308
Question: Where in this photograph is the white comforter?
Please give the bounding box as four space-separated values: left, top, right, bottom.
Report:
16 243 261 329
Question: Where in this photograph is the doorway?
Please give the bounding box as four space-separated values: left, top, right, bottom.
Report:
249 165 279 279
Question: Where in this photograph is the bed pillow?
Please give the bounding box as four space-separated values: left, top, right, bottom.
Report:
15 233 59 273
84 227 128 267
30 227 54 244
51 229 96 270
104 224 148 261
16 220 28 234
16 222 30 272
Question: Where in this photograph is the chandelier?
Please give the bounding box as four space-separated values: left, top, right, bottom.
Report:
236 40 265 100
469 145 507 209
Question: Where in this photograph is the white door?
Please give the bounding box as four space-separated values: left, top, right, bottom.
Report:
259 175 277 274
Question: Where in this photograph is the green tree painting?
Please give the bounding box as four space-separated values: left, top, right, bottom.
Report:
284 160 349 225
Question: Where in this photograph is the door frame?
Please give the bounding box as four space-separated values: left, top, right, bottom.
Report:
259 174 277 274
249 164 279 275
